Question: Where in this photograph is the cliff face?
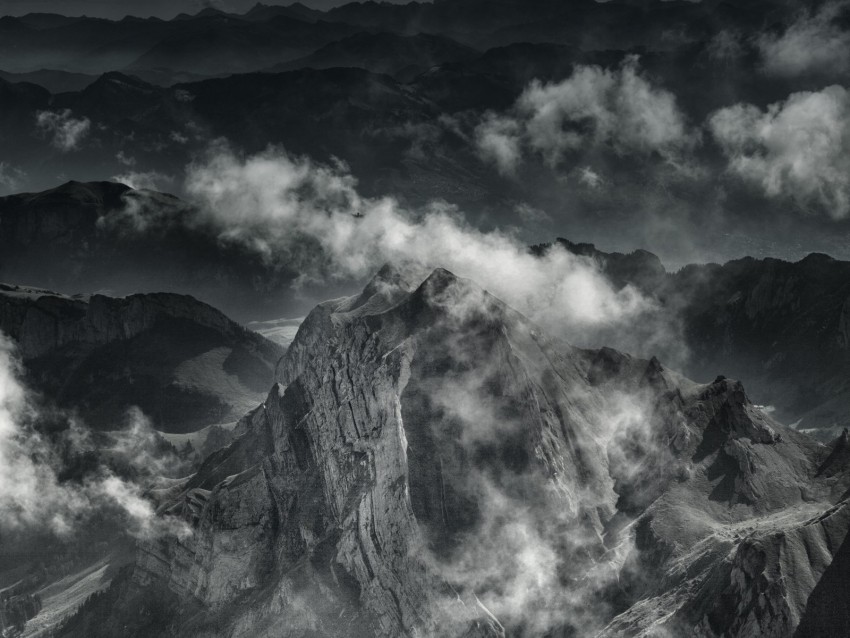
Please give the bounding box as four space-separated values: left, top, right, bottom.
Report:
131 266 618 636
550 239 850 439
671 254 850 437
62 266 850 637
0 283 284 432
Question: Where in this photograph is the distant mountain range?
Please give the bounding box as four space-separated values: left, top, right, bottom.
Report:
0 0 791 78
0 0 833 249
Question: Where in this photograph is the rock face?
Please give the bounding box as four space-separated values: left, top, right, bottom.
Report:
671 253 850 438
549 238 850 439
57 266 850 637
0 283 284 432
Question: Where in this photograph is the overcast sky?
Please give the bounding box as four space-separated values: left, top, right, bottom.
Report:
0 0 422 18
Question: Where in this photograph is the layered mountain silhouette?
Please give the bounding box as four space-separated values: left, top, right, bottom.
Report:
5 182 850 439
0 181 323 321
0 0 788 77
0 0 825 216
266 32 479 81
37 265 850 637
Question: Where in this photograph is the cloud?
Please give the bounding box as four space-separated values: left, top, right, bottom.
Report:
707 30 746 64
475 56 697 174
758 2 850 77
474 113 523 174
407 324 668 635
0 162 26 195
0 332 189 539
112 169 174 191
35 109 91 152
514 202 551 224
171 143 682 360
116 150 136 166
578 166 604 189
709 85 850 218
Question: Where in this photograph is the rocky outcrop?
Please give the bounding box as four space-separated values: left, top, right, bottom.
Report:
0 283 284 432
60 266 850 637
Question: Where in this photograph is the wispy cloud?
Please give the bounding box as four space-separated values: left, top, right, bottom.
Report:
758 2 850 77
35 109 91 152
169 143 682 360
475 56 697 175
709 85 850 218
0 162 26 195
112 169 174 191
0 332 190 539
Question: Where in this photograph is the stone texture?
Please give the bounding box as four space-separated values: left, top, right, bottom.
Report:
67 267 850 637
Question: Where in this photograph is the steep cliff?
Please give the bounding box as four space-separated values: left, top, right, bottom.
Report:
0 283 284 432
55 266 850 637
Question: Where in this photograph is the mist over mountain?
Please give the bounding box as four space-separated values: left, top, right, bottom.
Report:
33 265 850 638
3 0 850 636
2 0 850 263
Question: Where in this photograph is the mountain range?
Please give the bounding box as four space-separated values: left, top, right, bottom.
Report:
2 0 841 260
5 181 850 440
4 0 850 635
24 264 850 637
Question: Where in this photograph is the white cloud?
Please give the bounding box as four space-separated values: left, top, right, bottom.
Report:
514 202 551 224
35 109 91 152
172 144 683 360
475 56 696 173
474 113 523 175
0 162 26 195
758 2 850 77
415 343 664 634
0 332 189 539
116 150 136 166
709 85 850 218
112 169 173 191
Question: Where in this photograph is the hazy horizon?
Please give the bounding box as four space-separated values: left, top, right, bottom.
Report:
0 0 426 19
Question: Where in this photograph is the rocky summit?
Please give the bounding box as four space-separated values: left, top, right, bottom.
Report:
53 266 850 638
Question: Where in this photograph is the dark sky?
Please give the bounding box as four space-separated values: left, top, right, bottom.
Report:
0 0 422 18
